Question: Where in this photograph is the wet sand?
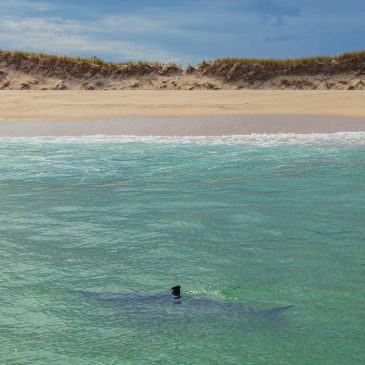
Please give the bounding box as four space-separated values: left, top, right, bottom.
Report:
1 116 365 136
1 90 365 136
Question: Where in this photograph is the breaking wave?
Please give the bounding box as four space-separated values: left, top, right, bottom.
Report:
1 132 365 147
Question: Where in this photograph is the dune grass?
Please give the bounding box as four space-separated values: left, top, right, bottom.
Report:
0 49 111 65
208 50 365 66
1 49 364 68
0 49 167 67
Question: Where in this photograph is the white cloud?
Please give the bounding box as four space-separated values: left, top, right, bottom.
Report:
0 1 189 61
0 0 52 12
100 15 168 33
2 0 361 64
1 17 91 33
0 16 186 62
0 1 254 63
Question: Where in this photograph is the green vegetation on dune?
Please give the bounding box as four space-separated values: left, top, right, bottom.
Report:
209 50 365 66
0 49 166 67
1 49 364 68
0 49 110 65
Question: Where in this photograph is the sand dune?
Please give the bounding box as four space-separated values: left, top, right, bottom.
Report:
1 50 365 91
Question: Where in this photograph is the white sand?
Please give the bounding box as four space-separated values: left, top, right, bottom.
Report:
1 90 365 136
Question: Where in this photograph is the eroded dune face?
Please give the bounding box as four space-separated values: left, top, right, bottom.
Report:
1 50 365 90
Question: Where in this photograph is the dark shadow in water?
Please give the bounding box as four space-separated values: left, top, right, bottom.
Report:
75 285 294 324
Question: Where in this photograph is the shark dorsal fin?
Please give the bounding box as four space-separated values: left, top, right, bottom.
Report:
171 285 181 298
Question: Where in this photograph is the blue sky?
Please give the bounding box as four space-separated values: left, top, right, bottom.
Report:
0 0 364 64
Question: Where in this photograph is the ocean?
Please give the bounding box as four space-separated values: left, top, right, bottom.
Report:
1 133 364 365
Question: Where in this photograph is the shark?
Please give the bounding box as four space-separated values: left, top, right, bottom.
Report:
76 285 294 319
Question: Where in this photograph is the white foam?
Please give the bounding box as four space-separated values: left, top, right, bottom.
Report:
1 132 365 146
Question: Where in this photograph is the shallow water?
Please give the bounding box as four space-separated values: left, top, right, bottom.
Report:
1 134 365 364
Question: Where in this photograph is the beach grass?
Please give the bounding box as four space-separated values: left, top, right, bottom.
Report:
207 50 365 66
0 49 111 65
0 49 169 68
1 49 364 68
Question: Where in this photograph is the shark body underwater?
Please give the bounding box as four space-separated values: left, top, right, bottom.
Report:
77 285 294 320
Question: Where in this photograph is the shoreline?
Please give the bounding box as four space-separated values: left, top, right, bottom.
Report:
1 115 365 137
1 90 365 136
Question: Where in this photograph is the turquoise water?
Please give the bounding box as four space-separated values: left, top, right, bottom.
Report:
1 134 365 365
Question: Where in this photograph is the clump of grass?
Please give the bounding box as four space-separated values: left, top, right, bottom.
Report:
0 49 165 67
205 50 365 66
0 49 111 65
120 60 171 69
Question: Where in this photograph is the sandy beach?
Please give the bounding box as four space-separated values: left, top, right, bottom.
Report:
1 90 365 136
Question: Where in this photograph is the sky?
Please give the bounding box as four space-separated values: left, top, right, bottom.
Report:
0 0 364 64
